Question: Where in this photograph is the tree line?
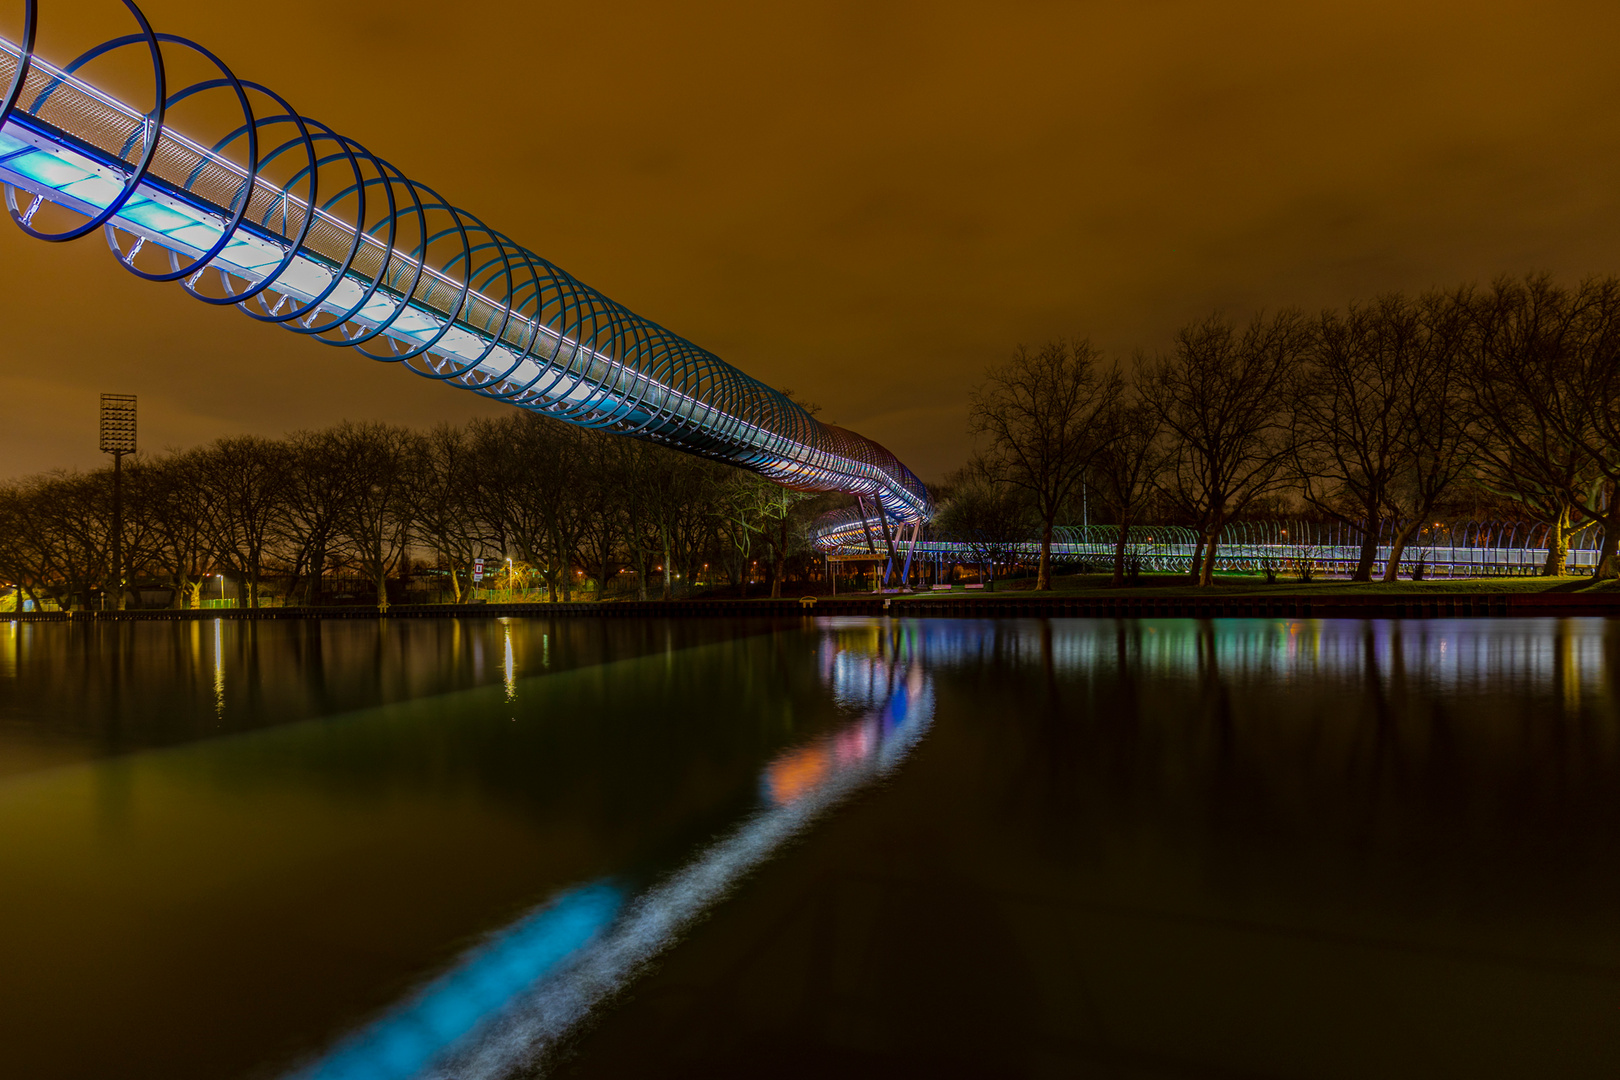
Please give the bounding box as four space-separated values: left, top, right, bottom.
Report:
0 413 836 610
949 273 1620 587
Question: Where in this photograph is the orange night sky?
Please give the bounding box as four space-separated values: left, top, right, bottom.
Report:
3 0 1620 481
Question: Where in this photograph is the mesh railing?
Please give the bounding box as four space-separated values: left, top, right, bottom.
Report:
812 511 1607 578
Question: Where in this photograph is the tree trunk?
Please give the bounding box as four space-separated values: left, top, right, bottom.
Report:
1542 511 1568 577
306 543 325 606
1382 521 1421 582
1200 531 1218 586
1198 517 1222 587
660 524 673 601
1036 518 1054 591
1352 515 1379 582
1112 522 1129 587
771 517 788 598
546 531 560 603
446 555 463 604
1186 536 1205 583
1594 514 1620 580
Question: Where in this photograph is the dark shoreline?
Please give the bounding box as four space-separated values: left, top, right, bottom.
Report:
10 592 1620 622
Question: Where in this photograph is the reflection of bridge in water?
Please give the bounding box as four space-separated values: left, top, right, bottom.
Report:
811 513 1608 579
0 1 928 526
285 621 933 1080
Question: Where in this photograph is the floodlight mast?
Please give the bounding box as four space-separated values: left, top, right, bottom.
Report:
98 392 136 611
0 1 933 554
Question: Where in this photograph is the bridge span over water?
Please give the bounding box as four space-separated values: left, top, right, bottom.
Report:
812 514 1606 580
0 1 929 526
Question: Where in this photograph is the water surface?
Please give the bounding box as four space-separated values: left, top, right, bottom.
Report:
0 616 1616 1079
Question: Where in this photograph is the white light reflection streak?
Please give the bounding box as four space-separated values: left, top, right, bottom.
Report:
432 655 931 1080
502 621 516 703
213 618 225 719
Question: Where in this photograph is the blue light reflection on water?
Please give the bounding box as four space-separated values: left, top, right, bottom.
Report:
286 620 933 1080
287 884 623 1080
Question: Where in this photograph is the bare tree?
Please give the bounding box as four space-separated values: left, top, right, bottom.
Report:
196 436 290 609
1143 310 1307 586
549 424 593 602
652 454 724 598
331 422 423 611
468 414 555 595
31 470 112 609
1291 296 1417 580
1377 289 1474 580
0 478 59 611
576 429 626 599
1565 278 1620 577
1467 275 1620 577
935 468 1033 590
720 470 783 599
1464 322 1598 578
1090 384 1163 587
1293 290 1474 582
279 429 358 606
411 423 480 603
606 436 663 601
143 450 214 607
970 338 1122 590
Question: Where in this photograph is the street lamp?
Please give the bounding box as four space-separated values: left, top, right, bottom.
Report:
216 573 224 607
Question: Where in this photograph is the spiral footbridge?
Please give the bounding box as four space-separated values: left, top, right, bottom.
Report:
0 1 931 525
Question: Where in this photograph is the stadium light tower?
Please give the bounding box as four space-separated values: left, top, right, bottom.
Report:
99 393 136 611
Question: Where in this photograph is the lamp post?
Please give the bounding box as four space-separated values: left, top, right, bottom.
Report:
99 394 136 611
216 573 224 607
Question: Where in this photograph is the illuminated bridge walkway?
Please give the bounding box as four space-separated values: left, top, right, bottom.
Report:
812 513 1606 579
0 2 929 526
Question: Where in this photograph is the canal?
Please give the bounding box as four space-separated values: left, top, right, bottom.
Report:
0 616 1616 1078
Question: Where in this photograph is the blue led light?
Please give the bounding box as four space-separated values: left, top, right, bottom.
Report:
6 148 89 188
120 198 200 233
58 173 121 206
